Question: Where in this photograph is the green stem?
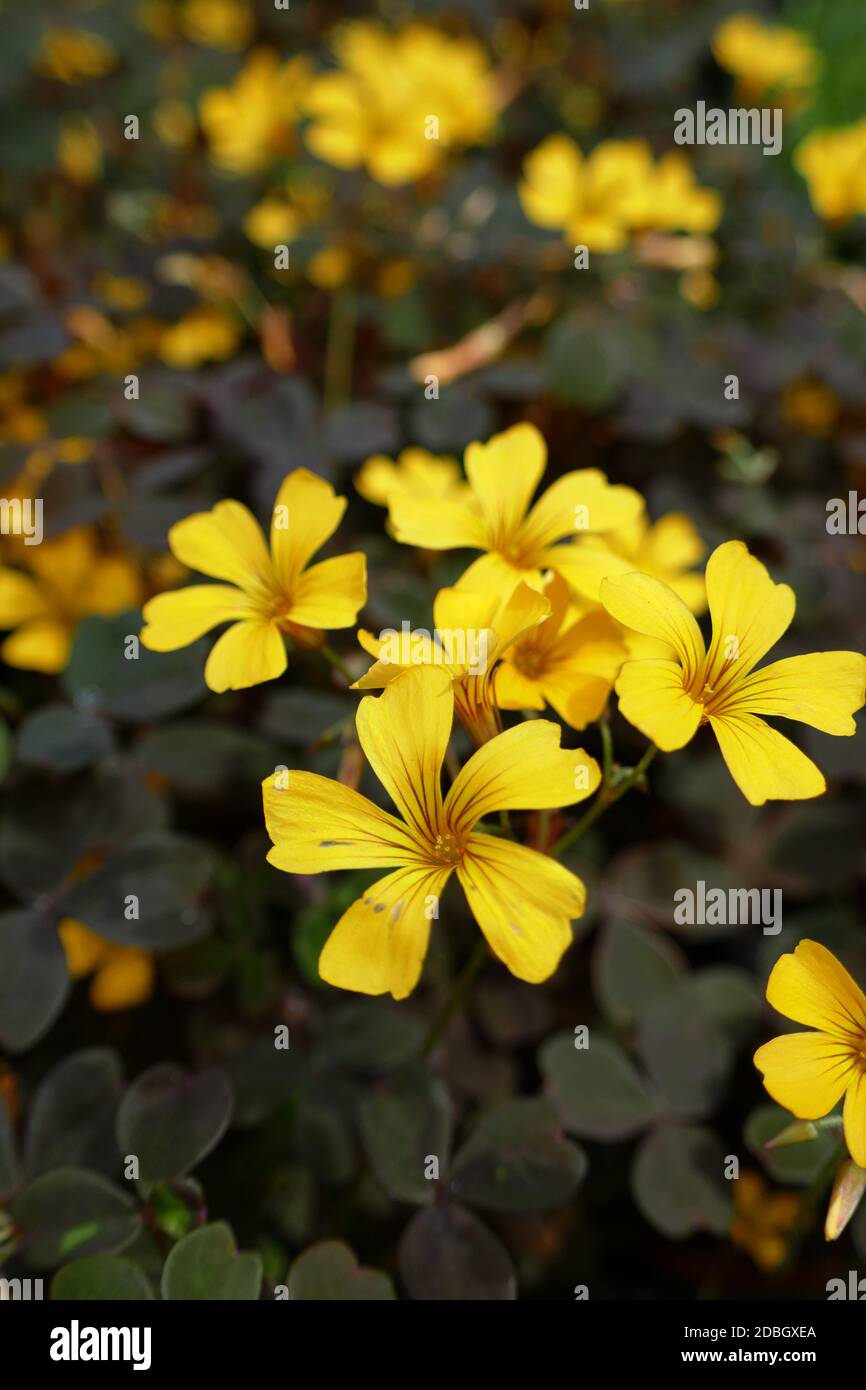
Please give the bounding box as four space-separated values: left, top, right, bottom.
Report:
320 644 354 685
323 286 357 411
599 714 614 781
551 743 657 859
420 940 488 1058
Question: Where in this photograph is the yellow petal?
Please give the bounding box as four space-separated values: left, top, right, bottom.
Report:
169 500 275 597
203 618 287 692
703 541 795 697
843 1073 866 1168
601 570 706 686
464 423 547 549
723 652 866 734
753 1031 854 1119
642 511 706 573
286 552 366 629
764 939 866 1037
90 948 154 1012
318 865 451 999
356 666 453 840
521 471 644 553
545 671 612 730
388 493 486 551
2 618 71 672
614 658 703 751
141 584 252 651
270 468 347 588
59 918 109 978
79 555 142 616
486 581 551 662
709 711 825 805
455 550 541 597
457 833 584 983
263 769 422 872
0 568 48 626
544 540 638 602
445 719 600 832
494 662 546 711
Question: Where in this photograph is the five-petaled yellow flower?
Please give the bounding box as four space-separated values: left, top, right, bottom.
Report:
388 422 643 602
601 540 866 805
262 666 601 999
0 528 142 674
495 573 627 730
754 940 866 1168
354 580 550 746
141 468 366 692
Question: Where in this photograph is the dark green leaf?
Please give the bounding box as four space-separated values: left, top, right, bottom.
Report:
450 1098 587 1213
63 832 216 948
11 1168 140 1269
17 704 113 773
287 1240 396 1300
540 1032 656 1140
359 1067 452 1206
160 1222 262 1300
51 1254 153 1300
116 1064 233 1189
24 1048 123 1177
398 1203 515 1300
0 911 69 1053
631 1124 733 1239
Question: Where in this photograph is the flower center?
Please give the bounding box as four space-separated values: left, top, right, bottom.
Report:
431 830 465 865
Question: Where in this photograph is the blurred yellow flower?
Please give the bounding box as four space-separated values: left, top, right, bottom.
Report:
181 0 253 52
304 21 496 185
355 448 466 508
36 29 118 83
0 529 142 674
91 272 150 312
591 512 707 615
754 939 866 1168
794 118 866 223
601 540 866 804
520 135 721 252
152 98 197 149
387 422 643 602
262 666 600 998
141 468 366 692
60 919 155 1013
496 574 627 730
730 1171 799 1271
200 48 310 175
243 198 301 249
712 13 819 100
56 117 103 185
354 580 551 746
782 378 838 436
159 305 242 368
306 246 352 290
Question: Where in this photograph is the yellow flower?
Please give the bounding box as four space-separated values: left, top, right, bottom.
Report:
262 665 600 998
496 574 627 730
354 580 551 746
0 529 142 673
355 448 467 509
730 1171 799 1272
782 378 838 436
601 540 866 804
243 198 301 249
57 117 103 184
36 29 118 83
200 48 310 175
60 919 155 1013
754 940 866 1168
159 305 241 368
141 468 366 692
621 152 722 236
519 135 720 251
303 21 496 186
388 422 644 602
181 0 253 52
92 272 150 312
712 13 819 100
794 118 866 223
306 246 352 290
